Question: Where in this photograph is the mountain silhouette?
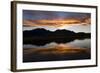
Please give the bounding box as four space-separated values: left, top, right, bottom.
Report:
23 28 91 45
23 28 75 36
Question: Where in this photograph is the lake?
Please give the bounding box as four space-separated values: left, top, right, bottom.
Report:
23 39 91 62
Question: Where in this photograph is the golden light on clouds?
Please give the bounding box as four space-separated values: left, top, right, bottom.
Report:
37 19 81 24
23 18 91 28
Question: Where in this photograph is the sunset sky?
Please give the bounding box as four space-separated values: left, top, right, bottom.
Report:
23 10 91 33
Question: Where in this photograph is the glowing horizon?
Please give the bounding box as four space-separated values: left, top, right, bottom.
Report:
23 10 91 33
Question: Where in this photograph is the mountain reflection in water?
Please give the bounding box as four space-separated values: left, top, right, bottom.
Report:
23 39 91 62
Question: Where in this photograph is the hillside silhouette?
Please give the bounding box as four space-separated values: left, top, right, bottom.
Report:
23 28 91 45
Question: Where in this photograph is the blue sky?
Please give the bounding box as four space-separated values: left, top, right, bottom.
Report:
23 10 90 20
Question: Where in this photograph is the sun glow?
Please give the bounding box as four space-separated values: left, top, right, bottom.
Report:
23 18 90 27
57 24 68 29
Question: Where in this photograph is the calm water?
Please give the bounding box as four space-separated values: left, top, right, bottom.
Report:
23 39 91 62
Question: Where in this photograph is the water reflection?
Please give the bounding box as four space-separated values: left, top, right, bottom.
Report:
23 39 91 62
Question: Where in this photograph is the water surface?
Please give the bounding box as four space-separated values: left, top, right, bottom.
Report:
23 39 91 62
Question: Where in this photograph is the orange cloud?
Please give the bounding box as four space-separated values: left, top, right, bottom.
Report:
23 18 91 27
